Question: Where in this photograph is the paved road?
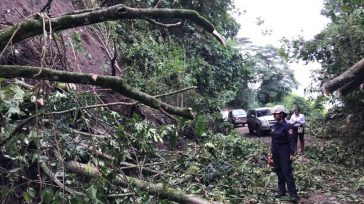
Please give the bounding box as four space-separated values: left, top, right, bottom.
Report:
236 125 313 148
236 126 272 144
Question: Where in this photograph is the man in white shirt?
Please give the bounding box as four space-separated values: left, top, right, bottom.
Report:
290 108 305 153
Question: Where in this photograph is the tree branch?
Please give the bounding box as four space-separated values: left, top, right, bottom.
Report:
0 65 194 119
154 86 197 98
40 0 53 13
0 4 225 50
40 161 83 195
147 19 182 28
66 161 221 204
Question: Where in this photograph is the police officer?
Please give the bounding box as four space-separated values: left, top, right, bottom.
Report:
271 105 299 203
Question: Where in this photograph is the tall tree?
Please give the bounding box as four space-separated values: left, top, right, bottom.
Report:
252 46 297 105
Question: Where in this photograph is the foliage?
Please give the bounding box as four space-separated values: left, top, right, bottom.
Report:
283 0 364 85
283 93 313 115
283 0 364 146
157 130 364 203
121 32 185 95
0 83 28 118
251 46 297 106
114 0 253 114
0 82 363 203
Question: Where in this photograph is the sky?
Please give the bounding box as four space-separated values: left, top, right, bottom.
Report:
233 0 331 96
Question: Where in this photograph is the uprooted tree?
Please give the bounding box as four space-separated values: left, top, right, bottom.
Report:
0 2 227 203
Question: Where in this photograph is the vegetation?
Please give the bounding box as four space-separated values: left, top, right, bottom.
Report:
284 0 364 148
0 0 362 203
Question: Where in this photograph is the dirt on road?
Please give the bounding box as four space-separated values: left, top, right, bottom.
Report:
237 126 315 148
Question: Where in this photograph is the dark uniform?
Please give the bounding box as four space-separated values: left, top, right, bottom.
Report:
271 120 298 199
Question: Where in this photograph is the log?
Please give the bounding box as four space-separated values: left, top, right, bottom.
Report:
322 58 364 95
66 161 221 204
40 161 83 195
0 4 225 50
337 74 364 96
0 65 194 119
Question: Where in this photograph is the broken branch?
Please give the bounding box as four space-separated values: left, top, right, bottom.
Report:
0 65 194 119
66 161 221 204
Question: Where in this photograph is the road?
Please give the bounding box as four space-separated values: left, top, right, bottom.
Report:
237 126 272 144
236 125 313 149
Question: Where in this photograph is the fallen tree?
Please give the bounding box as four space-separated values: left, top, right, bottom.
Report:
0 65 194 119
323 58 364 96
0 3 225 119
0 3 225 51
66 161 221 204
0 2 229 202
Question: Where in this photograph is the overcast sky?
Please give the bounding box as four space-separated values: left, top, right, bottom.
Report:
233 0 331 96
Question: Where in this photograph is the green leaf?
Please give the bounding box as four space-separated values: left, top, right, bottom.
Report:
195 115 207 137
7 106 22 116
41 188 54 204
23 192 32 202
12 85 25 100
23 187 35 202
86 186 102 204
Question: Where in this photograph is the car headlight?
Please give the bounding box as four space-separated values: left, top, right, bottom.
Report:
261 120 269 126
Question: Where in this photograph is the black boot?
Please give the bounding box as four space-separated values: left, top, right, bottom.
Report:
290 196 299 203
274 193 286 198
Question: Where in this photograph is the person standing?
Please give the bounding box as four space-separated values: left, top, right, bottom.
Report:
285 112 292 123
271 105 299 203
290 107 306 153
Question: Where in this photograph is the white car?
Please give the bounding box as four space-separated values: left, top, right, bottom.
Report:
247 107 275 136
228 109 247 127
220 110 229 121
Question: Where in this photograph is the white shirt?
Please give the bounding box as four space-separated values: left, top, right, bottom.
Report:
290 113 305 127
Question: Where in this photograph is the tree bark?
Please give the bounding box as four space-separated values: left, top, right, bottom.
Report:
66 161 221 204
322 58 364 95
0 65 194 119
337 74 364 96
0 4 225 50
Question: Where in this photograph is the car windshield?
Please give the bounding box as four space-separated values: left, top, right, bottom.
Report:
232 109 246 116
257 109 273 117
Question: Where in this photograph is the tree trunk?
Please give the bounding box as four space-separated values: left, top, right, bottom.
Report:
337 74 364 96
322 58 364 95
66 161 221 204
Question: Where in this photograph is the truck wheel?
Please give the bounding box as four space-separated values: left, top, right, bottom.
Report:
248 124 254 134
256 127 263 137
